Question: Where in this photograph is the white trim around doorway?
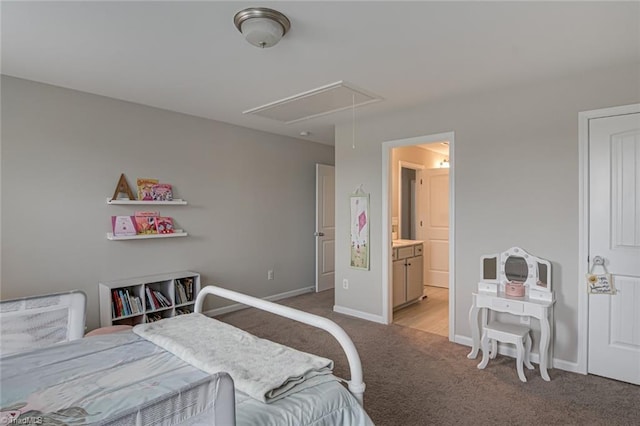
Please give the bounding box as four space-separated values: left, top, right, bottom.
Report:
381 131 456 343
577 103 640 375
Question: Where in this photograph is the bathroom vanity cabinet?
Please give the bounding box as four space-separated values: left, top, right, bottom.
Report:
392 240 424 308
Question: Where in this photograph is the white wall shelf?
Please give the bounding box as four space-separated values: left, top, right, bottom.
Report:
107 198 188 205
106 231 187 240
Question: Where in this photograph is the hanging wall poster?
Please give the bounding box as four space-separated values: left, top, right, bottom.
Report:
350 193 370 270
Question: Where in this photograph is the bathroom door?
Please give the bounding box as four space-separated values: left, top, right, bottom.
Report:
423 168 449 288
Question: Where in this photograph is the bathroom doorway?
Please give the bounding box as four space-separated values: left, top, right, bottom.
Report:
382 132 454 339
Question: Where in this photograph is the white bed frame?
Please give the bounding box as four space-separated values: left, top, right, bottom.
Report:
195 285 366 406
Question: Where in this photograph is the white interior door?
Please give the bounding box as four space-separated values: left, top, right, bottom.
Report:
315 164 335 292
423 168 449 288
588 112 640 385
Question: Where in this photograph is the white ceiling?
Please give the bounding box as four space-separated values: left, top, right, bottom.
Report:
2 1 639 145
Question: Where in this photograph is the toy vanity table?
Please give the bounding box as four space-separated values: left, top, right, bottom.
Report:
467 247 555 381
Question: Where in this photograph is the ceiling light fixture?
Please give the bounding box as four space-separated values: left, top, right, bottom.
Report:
234 7 291 48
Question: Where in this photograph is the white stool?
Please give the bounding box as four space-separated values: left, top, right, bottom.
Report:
477 321 534 382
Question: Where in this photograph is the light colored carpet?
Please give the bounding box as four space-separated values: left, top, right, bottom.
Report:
218 289 640 425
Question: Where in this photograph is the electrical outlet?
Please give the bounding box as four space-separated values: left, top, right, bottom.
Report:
267 270 274 280
520 316 530 325
342 279 349 289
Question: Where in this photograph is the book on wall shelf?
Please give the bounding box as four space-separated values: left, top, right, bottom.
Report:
152 183 173 201
134 211 159 235
137 178 159 201
154 217 174 234
111 216 137 237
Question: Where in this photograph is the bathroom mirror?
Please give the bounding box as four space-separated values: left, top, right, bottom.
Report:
504 256 529 282
400 167 417 240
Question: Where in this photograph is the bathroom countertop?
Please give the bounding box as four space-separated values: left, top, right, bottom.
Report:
392 239 424 248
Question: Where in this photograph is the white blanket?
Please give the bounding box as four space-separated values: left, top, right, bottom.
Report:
133 313 336 403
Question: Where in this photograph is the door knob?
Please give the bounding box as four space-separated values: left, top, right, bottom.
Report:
314 232 325 237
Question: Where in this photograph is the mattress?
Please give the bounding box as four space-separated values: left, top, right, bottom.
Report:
188 381 372 426
0 331 372 425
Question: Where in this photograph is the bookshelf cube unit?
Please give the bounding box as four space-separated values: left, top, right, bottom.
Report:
99 271 201 327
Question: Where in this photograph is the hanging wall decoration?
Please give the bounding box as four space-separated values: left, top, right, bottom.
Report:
350 186 370 270
586 256 615 294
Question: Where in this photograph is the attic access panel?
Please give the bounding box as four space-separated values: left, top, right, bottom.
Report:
243 81 382 124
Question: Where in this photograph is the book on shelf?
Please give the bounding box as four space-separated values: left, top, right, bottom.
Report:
125 291 133 315
117 290 127 316
112 290 121 318
152 183 173 201
137 178 158 201
186 279 193 300
121 290 133 316
134 296 143 313
176 277 194 303
154 217 174 234
134 211 159 235
152 290 171 307
146 312 163 323
114 290 123 317
145 287 158 310
175 282 187 304
126 290 141 315
117 291 124 317
111 216 137 236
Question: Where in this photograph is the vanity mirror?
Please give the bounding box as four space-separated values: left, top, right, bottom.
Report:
481 255 499 282
479 247 552 301
504 256 528 282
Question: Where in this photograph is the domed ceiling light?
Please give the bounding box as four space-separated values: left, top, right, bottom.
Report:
234 7 291 48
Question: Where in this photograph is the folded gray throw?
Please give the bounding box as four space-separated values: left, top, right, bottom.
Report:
133 313 336 403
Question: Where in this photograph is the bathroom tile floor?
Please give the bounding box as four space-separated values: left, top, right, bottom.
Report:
393 285 449 337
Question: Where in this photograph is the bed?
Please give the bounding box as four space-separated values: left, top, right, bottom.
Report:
0 285 373 425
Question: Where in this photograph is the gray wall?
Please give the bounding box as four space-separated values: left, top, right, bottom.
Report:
1 76 334 330
334 64 640 365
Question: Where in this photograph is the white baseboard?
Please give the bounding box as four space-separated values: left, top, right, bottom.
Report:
454 334 473 347
202 286 314 317
453 334 582 374
549 358 582 374
333 305 387 324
